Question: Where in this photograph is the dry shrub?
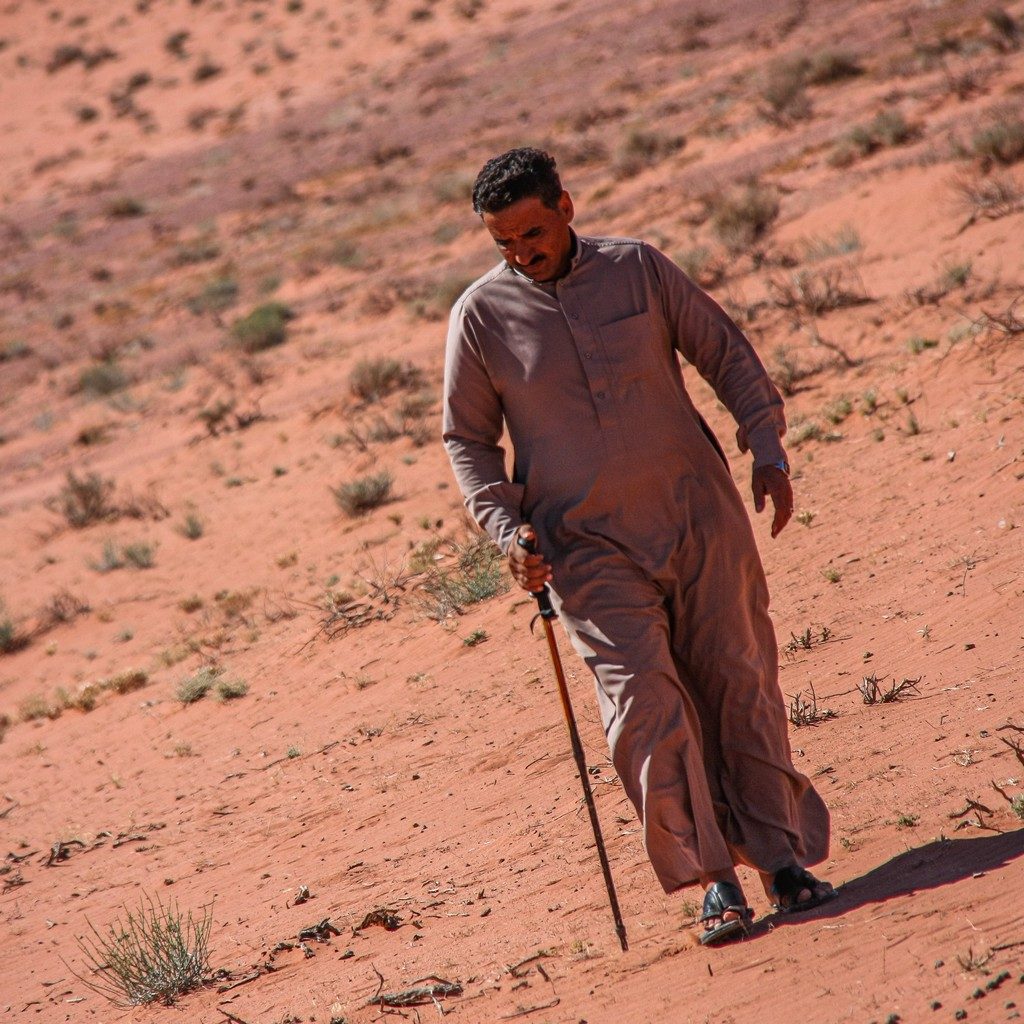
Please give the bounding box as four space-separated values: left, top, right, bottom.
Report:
950 169 1023 226
768 266 871 317
707 182 780 252
758 58 812 125
332 470 395 516
78 360 129 397
612 128 686 179
971 110 1024 166
829 110 916 166
349 358 423 403
51 471 117 528
418 535 509 620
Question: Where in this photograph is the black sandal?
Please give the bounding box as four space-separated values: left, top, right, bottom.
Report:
770 866 837 914
699 881 753 946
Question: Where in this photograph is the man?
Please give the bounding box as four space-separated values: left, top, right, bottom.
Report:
442 147 833 945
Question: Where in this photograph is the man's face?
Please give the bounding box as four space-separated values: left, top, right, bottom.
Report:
481 191 575 283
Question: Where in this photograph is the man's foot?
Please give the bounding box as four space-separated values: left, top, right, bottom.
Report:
698 881 753 946
769 866 836 913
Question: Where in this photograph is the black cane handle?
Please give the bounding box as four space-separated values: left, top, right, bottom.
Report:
516 534 556 619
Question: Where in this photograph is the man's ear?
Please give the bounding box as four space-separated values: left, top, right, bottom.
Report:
559 190 575 223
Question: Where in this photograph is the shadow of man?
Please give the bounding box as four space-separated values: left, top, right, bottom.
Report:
768 827 1024 925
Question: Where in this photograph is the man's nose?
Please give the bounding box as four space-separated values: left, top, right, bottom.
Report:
514 245 534 265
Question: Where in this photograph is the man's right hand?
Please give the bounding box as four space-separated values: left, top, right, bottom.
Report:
508 524 553 593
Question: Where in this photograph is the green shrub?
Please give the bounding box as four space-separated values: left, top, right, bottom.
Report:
971 113 1024 166
187 276 238 315
419 535 510 620
331 470 395 516
0 601 29 655
177 512 204 540
213 677 248 701
175 667 220 704
74 894 212 1006
78 360 128 397
831 110 915 165
230 302 293 352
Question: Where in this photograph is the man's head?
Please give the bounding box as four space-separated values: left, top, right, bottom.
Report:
472 147 575 283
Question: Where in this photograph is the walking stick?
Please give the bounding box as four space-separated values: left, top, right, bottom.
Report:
517 536 629 952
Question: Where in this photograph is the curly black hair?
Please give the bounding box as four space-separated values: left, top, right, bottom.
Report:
471 147 563 214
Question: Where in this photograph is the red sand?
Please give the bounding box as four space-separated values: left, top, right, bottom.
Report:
2 1 1023 1021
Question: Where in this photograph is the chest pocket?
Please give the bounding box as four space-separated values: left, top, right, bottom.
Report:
596 308 669 380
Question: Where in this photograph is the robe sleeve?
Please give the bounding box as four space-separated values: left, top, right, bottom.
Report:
442 297 526 554
642 243 789 469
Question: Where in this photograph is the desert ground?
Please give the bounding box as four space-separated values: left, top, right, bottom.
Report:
2 0 1024 1022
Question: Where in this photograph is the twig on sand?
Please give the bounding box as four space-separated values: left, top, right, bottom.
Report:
366 976 462 1008
505 950 554 979
218 1010 252 1024
500 998 560 1019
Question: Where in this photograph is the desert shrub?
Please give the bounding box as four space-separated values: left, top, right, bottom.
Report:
102 669 149 695
73 894 212 1006
0 339 31 362
187 277 238 315
768 266 870 316
332 470 395 516
193 60 223 82
419 535 509 620
805 50 863 84
802 225 861 261
92 540 155 571
985 7 1020 50
230 302 293 352
675 246 724 288
0 602 29 654
123 542 156 569
54 471 117 528
950 168 1023 223
349 357 422 402
768 346 812 396
213 677 248 701
79 359 128 397
708 182 780 252
830 110 915 166
105 196 146 219
19 693 60 721
171 239 221 266
432 172 474 204
613 128 685 178
92 539 124 572
971 112 1024 166
175 667 220 704
408 274 476 320
759 58 811 124
177 512 204 540
871 109 914 147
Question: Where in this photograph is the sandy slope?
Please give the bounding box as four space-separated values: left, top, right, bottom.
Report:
2 0 1024 1021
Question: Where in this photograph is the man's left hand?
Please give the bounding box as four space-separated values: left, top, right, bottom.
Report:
752 465 793 539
